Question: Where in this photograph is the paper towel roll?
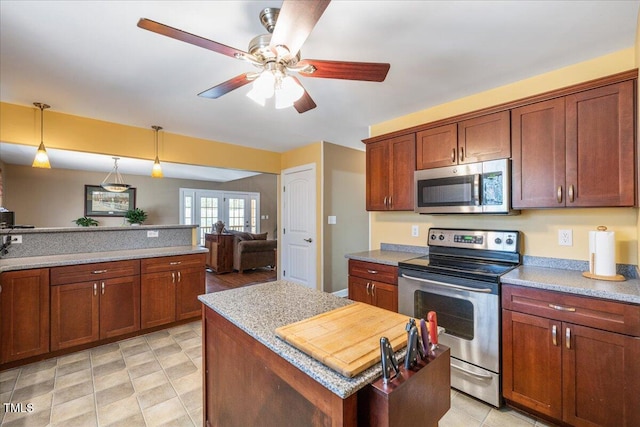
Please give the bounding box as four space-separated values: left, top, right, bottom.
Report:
589 228 616 277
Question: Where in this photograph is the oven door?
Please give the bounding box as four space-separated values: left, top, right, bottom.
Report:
398 269 499 372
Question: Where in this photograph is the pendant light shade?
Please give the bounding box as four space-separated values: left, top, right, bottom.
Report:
101 157 130 193
32 102 51 169
151 125 163 178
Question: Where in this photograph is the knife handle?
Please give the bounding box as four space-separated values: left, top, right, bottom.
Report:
428 311 438 347
420 318 429 355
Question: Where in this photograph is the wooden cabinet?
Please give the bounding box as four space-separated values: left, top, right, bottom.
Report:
502 285 640 427
205 233 234 273
512 80 635 208
416 111 510 169
141 253 205 329
348 259 398 312
0 269 50 364
50 260 140 351
366 134 415 211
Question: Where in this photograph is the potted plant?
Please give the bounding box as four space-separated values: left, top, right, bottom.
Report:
125 208 148 225
74 216 99 227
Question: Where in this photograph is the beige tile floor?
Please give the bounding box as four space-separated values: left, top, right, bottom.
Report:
1 321 554 427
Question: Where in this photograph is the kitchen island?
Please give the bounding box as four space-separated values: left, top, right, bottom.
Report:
198 281 450 427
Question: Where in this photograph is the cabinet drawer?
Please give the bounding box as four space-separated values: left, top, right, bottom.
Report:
141 253 205 274
502 284 640 336
51 260 140 285
348 259 397 284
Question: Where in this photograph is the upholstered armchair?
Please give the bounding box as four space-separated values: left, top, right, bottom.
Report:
227 231 277 273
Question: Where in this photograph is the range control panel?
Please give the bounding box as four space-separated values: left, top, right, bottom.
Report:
428 228 520 252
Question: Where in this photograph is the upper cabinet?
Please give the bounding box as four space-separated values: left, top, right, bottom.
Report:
366 134 416 211
512 80 635 208
416 111 510 169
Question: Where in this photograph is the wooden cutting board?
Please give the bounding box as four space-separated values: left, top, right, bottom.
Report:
275 302 412 378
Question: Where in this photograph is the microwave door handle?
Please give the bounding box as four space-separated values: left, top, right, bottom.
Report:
473 174 480 206
401 273 493 293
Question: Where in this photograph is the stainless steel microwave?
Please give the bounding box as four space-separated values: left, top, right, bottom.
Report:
414 158 518 214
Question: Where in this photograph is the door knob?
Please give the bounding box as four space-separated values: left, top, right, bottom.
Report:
304 238 313 243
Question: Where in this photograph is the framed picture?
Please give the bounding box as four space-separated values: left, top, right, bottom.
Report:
84 185 136 217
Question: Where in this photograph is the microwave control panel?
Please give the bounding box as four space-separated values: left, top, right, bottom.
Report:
428 228 520 252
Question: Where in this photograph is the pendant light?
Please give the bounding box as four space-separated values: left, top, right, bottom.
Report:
101 157 130 193
151 125 163 178
32 102 51 168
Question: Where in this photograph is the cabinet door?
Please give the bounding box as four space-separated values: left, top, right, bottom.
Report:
502 310 562 419
565 80 635 207
371 281 397 312
348 276 372 305
141 272 176 329
388 134 416 210
511 98 566 208
416 124 458 169
366 140 390 210
563 323 640 427
100 276 140 339
458 111 511 164
176 267 205 321
51 281 99 351
0 269 50 363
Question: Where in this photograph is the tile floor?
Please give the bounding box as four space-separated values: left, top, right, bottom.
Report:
1 321 554 427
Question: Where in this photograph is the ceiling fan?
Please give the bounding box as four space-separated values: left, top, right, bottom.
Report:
137 0 390 113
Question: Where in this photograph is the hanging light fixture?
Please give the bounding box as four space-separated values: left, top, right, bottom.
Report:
246 63 304 109
151 125 163 178
101 157 130 193
32 102 51 168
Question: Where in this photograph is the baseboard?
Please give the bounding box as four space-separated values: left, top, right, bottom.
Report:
332 289 348 298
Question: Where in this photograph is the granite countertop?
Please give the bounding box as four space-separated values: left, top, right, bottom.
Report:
345 243 427 266
198 281 406 399
502 265 640 305
0 245 207 273
0 224 197 234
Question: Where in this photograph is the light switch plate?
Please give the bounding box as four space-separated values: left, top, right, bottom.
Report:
328 216 336 225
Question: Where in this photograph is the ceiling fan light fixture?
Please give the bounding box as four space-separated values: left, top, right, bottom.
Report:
32 102 51 169
101 157 130 193
275 76 304 109
151 125 163 178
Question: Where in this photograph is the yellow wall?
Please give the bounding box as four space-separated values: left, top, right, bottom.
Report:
280 141 324 289
0 102 281 174
369 48 639 265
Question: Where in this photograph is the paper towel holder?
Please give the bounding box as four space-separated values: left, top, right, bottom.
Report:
582 225 626 282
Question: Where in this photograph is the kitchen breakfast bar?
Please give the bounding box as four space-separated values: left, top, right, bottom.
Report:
198 281 450 427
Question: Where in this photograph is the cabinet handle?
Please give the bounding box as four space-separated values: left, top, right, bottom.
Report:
383 196 388 207
568 184 575 203
366 282 371 296
177 271 181 283
552 325 557 346
371 283 375 297
93 283 97 296
101 282 105 295
92 269 108 274
548 303 576 312
556 186 563 203
171 272 176 283
367 269 378 274
451 148 456 163
566 327 571 349
169 261 182 266
459 147 464 162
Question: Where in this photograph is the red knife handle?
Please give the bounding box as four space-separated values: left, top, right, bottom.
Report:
427 311 438 347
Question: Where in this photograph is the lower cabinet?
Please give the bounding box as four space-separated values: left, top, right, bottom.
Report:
0 269 50 364
141 253 206 329
348 259 398 312
50 262 141 351
502 284 640 427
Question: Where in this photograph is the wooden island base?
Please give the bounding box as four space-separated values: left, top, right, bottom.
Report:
203 306 450 427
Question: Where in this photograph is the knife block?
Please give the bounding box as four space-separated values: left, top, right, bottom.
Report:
358 345 451 427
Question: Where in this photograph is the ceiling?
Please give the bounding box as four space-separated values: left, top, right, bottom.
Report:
1 1 638 178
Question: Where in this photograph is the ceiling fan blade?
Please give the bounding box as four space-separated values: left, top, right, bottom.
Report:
198 73 252 99
270 0 331 57
137 18 248 59
291 77 317 114
297 59 390 82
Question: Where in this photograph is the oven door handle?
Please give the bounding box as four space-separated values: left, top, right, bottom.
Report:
400 273 493 293
451 364 493 380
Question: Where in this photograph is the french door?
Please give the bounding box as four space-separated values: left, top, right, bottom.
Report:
180 189 260 246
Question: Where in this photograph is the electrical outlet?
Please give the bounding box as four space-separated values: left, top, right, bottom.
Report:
411 225 419 237
146 230 159 238
4 235 22 244
558 229 572 246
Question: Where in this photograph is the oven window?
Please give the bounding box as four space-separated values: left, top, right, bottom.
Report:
414 291 474 340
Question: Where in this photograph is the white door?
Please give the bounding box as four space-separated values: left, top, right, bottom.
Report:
281 164 316 289
224 192 260 233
